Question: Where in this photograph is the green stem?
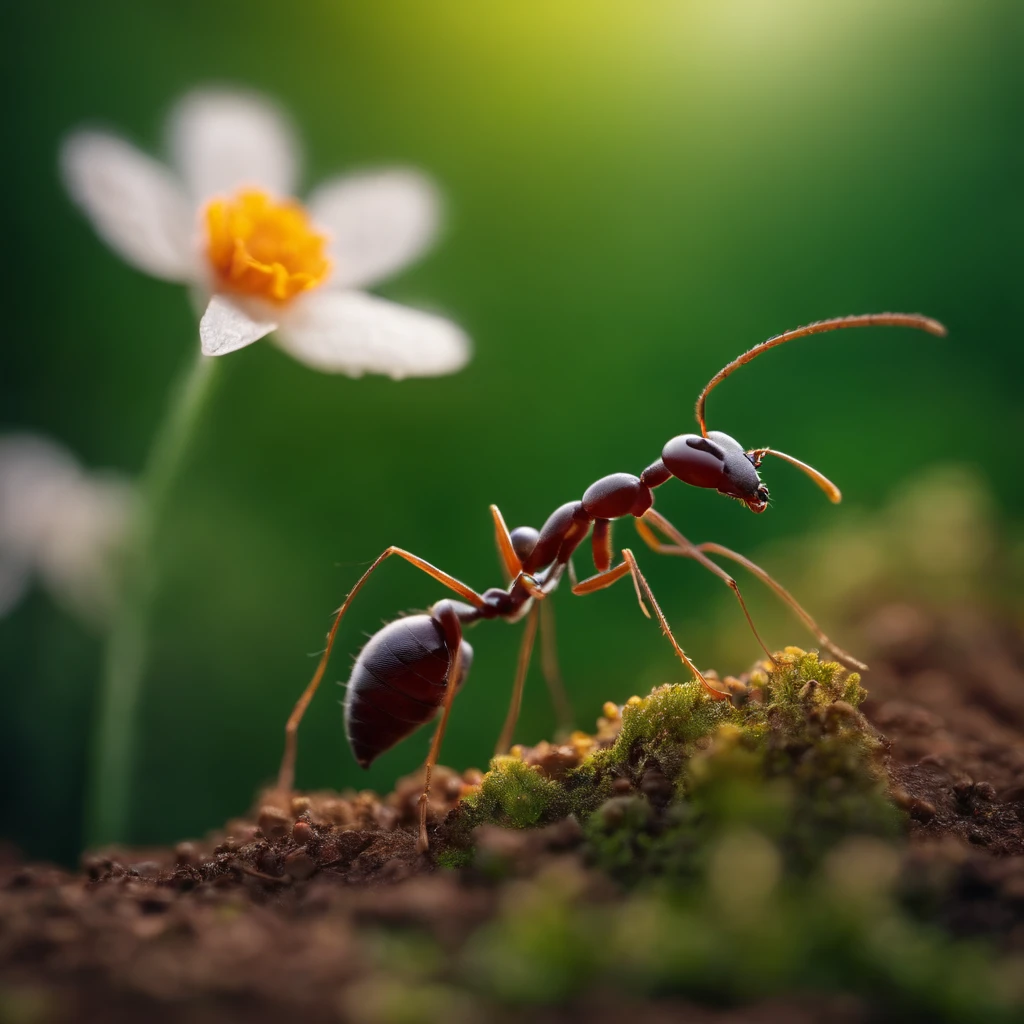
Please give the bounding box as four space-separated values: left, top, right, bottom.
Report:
87 349 221 846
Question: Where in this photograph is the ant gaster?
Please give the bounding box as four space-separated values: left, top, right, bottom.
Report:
275 312 946 851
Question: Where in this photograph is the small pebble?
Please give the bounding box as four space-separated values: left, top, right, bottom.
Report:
909 798 936 822
258 806 292 842
174 842 197 867
973 782 996 802
284 850 318 881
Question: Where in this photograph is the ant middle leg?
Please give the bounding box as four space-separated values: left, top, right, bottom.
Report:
636 508 776 664
572 549 730 702
277 546 486 795
495 603 540 755
490 505 572 733
539 599 573 734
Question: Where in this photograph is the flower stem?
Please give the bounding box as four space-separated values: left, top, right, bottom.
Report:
87 349 221 846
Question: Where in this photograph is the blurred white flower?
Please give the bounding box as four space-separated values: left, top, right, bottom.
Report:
61 88 469 379
0 435 133 625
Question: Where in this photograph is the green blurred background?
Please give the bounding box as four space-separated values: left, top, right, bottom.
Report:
2 1 1020 863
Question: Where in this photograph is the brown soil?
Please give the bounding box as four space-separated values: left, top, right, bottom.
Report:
2 601 1023 1023
860 602 1024 951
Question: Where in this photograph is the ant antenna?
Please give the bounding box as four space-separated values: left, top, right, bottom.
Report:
747 447 842 504
694 313 948 438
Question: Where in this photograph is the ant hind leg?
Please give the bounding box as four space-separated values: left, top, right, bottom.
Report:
417 601 466 853
277 546 486 796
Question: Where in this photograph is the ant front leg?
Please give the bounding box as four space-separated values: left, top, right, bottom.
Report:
637 510 864 670
277 547 486 796
572 548 731 703
539 599 573 734
636 508 776 664
694 541 867 671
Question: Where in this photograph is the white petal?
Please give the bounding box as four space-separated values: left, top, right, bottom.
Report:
200 295 277 356
0 555 31 618
309 170 440 289
0 434 81 559
61 132 196 280
168 88 300 200
37 473 134 628
276 291 469 379
0 434 134 626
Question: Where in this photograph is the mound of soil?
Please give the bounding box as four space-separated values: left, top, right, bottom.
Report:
2 602 1023 1023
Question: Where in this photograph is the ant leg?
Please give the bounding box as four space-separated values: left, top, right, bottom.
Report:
572 550 730 701
277 547 486 795
539 599 574 733
592 518 613 572
637 509 776 664
418 601 465 853
695 542 867 671
495 603 540 755
636 510 865 670
490 504 522 582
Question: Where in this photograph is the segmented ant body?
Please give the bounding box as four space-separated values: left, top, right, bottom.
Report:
277 313 946 851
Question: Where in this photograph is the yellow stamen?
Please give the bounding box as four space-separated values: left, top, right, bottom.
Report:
204 189 330 303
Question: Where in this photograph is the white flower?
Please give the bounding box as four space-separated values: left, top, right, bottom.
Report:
0 435 133 625
61 88 470 379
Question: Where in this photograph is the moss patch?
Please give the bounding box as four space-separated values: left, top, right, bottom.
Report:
444 648 897 881
437 651 1021 1018
459 756 569 831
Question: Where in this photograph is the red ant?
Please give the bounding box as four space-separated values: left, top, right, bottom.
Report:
276 312 946 851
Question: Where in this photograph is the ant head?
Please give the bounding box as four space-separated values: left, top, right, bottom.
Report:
683 313 946 512
662 432 769 512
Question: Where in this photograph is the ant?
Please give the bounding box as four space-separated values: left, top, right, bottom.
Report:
275 312 946 851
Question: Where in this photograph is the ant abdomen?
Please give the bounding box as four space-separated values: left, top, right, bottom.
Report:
343 614 474 768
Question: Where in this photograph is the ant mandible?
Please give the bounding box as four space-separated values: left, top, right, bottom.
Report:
276 312 946 851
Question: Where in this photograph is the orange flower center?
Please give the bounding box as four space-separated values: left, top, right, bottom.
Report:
204 189 330 303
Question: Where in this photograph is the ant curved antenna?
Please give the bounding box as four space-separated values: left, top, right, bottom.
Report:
695 313 948 439
748 447 842 504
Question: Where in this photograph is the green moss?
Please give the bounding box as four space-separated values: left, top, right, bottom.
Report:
434 847 474 870
581 795 654 882
427 647 1022 1019
446 648 897 879
462 843 1021 1022
460 866 600 1005
460 756 567 831
591 681 731 781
